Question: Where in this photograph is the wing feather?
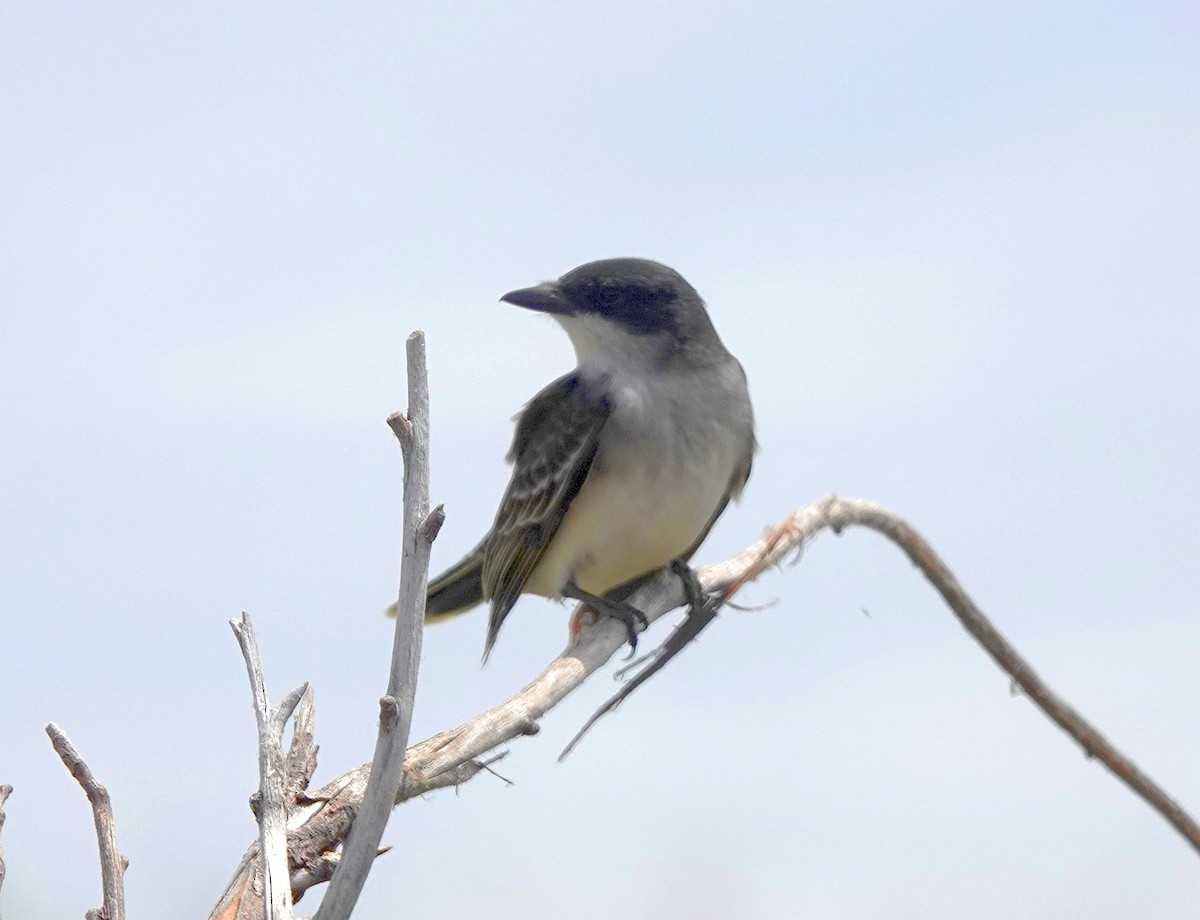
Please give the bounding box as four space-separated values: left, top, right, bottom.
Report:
480 374 610 658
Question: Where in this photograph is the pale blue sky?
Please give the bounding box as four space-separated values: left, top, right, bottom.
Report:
2 2 1198 917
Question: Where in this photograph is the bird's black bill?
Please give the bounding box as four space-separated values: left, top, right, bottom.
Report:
500 282 572 316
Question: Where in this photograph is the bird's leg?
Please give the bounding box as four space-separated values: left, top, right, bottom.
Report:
563 581 648 654
560 562 724 761
670 558 720 617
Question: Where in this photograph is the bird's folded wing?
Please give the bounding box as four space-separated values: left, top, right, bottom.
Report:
481 374 611 653
678 452 754 567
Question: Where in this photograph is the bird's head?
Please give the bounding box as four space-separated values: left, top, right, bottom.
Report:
501 258 723 374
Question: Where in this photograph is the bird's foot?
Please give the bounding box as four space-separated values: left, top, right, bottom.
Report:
670 559 720 618
601 603 649 658
563 581 648 657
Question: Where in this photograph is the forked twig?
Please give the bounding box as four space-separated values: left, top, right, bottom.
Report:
230 612 308 920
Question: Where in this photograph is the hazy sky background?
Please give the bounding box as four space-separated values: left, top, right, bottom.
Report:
2 1 1198 917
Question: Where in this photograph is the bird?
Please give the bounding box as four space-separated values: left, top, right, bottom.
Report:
391 257 755 662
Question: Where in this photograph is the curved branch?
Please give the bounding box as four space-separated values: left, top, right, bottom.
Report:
819 497 1200 855
210 495 1200 915
46 724 127 920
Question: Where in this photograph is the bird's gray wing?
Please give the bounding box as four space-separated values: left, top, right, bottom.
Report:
481 373 611 659
680 451 753 564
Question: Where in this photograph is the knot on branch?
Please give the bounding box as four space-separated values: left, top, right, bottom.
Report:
386 411 414 446
378 696 401 732
420 504 446 542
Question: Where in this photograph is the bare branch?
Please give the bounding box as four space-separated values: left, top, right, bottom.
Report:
290 845 391 893
817 496 1200 856
616 494 1200 855
45 724 126 920
285 687 318 803
211 494 1200 914
0 783 12 920
231 612 309 920
314 331 438 920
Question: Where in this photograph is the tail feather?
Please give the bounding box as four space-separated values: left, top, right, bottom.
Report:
426 550 486 620
384 543 486 622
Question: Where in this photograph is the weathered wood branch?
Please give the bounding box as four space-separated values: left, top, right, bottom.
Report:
214 687 319 920
46 723 127 920
817 497 1200 855
231 612 309 920
0 783 11 920
284 687 318 805
210 494 1200 915
313 331 439 920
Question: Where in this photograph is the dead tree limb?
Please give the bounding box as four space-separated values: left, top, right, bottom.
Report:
231 612 309 920
210 493 1200 915
46 723 127 920
816 497 1200 855
0 783 11 920
209 689 320 920
313 330 439 920
284 687 318 804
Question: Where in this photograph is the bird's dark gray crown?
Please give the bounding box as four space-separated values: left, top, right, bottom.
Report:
557 258 697 337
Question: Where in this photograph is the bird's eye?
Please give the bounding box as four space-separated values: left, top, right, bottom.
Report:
597 285 623 307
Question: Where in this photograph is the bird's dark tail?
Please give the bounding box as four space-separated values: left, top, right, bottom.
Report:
384 543 486 622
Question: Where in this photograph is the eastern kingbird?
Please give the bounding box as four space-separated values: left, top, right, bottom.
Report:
393 257 755 661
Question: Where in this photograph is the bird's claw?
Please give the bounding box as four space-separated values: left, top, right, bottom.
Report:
562 579 649 658
670 558 718 617
609 607 647 658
